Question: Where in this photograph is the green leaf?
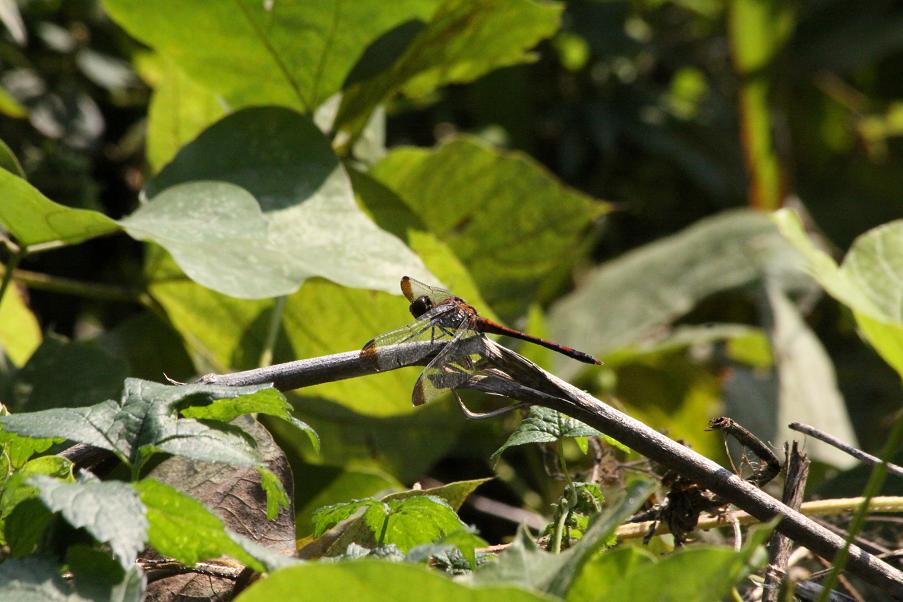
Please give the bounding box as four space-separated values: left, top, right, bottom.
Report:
0 379 286 504
336 0 562 132
0 415 58 469
234 560 550 602
30 476 148 568
491 406 626 461
382 477 492 511
469 480 654 596
11 334 128 410
181 387 319 453
258 466 292 521
773 209 903 377
143 55 226 173
548 209 807 374
567 530 768 600
0 284 41 367
0 168 119 247
66 545 146 602
0 556 72 601
371 137 606 318
312 498 382 537
135 478 265 571
103 0 442 113
135 106 432 298
294 466 401 538
0 138 25 177
0 456 73 521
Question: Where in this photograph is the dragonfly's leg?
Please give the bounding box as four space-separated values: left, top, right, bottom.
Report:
452 390 529 421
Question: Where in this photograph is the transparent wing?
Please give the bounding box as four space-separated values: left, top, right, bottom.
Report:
401 275 454 304
360 304 464 370
412 320 486 406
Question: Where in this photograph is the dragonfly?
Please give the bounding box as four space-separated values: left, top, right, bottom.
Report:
361 276 601 408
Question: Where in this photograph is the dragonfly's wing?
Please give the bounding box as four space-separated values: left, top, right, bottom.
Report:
401 275 454 304
361 304 462 370
412 319 485 406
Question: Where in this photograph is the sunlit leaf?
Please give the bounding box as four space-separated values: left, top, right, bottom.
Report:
0 284 41 367
492 407 626 461
135 106 432 298
30 476 147 568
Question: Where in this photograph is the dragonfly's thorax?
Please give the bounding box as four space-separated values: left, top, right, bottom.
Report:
409 295 433 318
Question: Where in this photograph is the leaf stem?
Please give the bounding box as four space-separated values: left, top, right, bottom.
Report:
0 265 148 304
549 496 569 554
0 244 26 307
258 296 286 368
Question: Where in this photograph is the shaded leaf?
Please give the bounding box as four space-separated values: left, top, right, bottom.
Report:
234 560 549 602
0 556 72 602
138 106 432 298
371 137 606 318
0 168 119 247
773 209 903 377
548 209 808 374
30 476 147 568
336 0 562 132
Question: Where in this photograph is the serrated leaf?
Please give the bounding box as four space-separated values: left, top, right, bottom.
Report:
234 560 549 602
492 407 625 461
336 0 562 133
372 137 606 319
312 498 382 537
0 168 119 247
548 209 808 374
376 495 474 553
773 209 903 377
0 378 289 514
134 106 432 298
0 418 58 469
135 478 266 571
30 476 148 568
181 387 318 453
103 0 442 113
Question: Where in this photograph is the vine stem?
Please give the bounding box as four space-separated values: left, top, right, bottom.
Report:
0 244 26 307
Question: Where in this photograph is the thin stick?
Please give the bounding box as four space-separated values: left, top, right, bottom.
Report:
764 442 810 602
789 422 903 478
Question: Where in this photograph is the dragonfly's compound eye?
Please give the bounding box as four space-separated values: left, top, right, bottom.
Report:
410 295 433 318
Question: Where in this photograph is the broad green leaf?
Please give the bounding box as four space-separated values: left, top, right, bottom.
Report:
11 334 128 410
469 480 654 596
94 311 195 383
773 209 903 377
0 456 72 547
564 547 656 600
548 209 807 374
0 556 72 602
0 411 58 469
0 138 25 177
372 137 607 318
135 478 264 571
336 0 562 133
491 407 625 461
103 0 441 113
0 168 119 247
295 466 401 538
137 106 432 298
765 285 856 467
3 498 53 556
143 56 226 172
372 496 480 553
0 284 41 367
235 560 550 602
181 387 319 452
30 476 147 568
382 477 492 511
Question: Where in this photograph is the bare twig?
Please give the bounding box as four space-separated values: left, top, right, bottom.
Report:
68 338 903 593
789 422 903 479
764 442 810 602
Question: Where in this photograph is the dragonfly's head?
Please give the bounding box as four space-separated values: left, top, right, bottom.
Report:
409 295 433 318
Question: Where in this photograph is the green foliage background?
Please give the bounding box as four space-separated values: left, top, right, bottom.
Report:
0 0 902 599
